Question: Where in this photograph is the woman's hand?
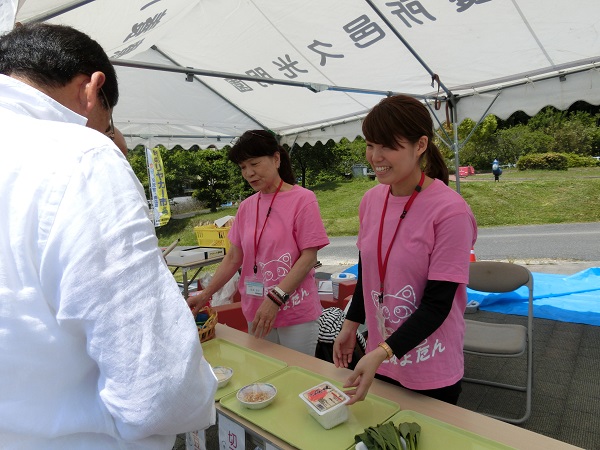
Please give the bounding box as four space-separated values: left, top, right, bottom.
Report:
250 297 280 339
186 244 243 316
333 326 357 368
342 348 387 405
187 290 211 316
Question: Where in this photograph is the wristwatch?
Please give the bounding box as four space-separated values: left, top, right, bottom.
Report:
271 286 290 303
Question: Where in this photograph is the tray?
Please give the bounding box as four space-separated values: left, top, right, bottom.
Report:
201 338 287 400
351 410 516 450
219 366 399 450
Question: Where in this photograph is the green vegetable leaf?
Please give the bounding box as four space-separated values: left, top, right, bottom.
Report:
409 422 421 450
379 422 403 450
355 430 377 449
399 422 411 440
367 426 387 449
356 420 419 450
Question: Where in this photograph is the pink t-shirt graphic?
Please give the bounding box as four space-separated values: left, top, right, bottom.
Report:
358 180 477 390
229 185 329 327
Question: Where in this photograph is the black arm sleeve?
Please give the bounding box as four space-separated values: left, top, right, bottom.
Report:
345 253 366 324
386 280 459 359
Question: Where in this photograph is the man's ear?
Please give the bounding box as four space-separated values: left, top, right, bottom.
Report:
80 71 106 116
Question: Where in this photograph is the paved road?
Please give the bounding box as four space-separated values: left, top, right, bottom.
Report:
317 222 600 267
474 222 600 261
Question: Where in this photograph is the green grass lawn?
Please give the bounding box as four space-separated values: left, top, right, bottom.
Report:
156 167 600 246
459 167 600 226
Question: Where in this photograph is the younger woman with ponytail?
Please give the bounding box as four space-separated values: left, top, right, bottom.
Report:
188 130 329 355
334 95 477 404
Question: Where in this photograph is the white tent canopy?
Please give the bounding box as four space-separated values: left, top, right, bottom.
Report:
4 0 600 149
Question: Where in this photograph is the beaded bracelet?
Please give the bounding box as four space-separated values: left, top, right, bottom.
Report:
378 342 394 360
267 291 283 307
270 286 288 303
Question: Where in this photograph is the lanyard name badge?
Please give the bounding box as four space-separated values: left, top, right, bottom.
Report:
375 172 425 338
244 179 284 297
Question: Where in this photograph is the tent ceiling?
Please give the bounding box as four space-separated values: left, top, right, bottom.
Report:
6 0 600 148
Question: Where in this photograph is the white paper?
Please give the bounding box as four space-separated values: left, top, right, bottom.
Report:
318 280 333 294
214 215 235 228
218 412 245 450
185 430 206 450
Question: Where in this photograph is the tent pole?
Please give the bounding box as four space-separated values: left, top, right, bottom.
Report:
425 100 453 147
364 0 452 98
450 93 501 194
20 0 96 23
461 93 501 146
450 98 461 194
427 98 461 194
151 46 270 133
111 59 435 100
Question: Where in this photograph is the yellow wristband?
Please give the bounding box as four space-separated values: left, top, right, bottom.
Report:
378 342 394 360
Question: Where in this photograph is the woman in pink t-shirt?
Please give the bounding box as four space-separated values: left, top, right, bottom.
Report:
188 130 329 355
333 95 477 404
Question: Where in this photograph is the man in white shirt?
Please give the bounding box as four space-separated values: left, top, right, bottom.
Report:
0 23 217 449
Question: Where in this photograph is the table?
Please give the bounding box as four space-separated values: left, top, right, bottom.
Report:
165 246 225 298
211 324 581 450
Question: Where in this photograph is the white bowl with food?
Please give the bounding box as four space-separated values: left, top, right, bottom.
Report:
212 366 233 389
299 381 350 429
237 383 277 409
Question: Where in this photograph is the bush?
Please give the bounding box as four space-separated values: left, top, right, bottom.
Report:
563 153 600 168
516 152 568 170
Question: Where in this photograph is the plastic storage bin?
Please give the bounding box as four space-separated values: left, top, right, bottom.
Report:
194 225 231 254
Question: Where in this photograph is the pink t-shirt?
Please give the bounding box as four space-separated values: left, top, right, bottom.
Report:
357 180 477 390
229 185 329 327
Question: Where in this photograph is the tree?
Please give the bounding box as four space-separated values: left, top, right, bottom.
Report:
288 136 368 187
527 107 600 155
456 116 498 169
289 139 337 186
225 148 254 203
158 144 201 197
128 144 203 199
494 125 554 166
128 145 149 194
436 115 498 170
333 136 369 174
190 148 236 212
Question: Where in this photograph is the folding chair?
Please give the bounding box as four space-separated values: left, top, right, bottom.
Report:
463 261 534 424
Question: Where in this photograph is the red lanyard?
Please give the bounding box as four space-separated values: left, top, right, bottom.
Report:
253 179 283 274
377 172 425 303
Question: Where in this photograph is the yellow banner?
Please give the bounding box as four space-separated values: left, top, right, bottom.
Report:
146 146 171 227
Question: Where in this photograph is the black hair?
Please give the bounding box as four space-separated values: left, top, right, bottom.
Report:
228 130 296 185
362 95 449 185
0 23 118 108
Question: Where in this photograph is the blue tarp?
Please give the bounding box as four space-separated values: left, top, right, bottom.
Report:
343 266 600 326
469 268 600 326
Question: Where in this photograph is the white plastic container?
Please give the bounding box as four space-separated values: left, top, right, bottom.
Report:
331 272 357 300
299 382 350 429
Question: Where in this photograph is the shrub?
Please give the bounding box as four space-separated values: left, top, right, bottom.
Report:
563 153 600 168
516 152 568 170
